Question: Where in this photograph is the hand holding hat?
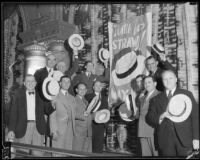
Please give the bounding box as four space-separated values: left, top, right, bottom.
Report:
193 140 199 150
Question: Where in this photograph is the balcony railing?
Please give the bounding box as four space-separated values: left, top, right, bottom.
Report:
9 142 133 158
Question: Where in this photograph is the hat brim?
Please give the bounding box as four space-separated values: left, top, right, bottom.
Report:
68 34 84 50
95 109 110 123
99 48 109 63
167 94 192 123
119 111 134 122
112 55 146 86
42 77 60 100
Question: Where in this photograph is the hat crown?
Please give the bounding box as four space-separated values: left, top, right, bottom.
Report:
116 51 137 74
169 99 185 116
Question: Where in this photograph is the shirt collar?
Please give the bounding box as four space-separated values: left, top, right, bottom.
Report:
61 89 67 95
46 66 53 72
166 86 176 96
95 92 100 96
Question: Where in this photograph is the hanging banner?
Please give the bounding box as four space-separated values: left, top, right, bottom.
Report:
108 13 152 105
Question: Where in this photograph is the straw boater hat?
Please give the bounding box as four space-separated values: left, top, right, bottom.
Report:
85 95 101 114
112 47 145 86
42 76 60 100
118 90 138 122
150 42 165 60
95 109 110 123
167 94 192 123
98 48 110 63
52 70 64 81
68 34 84 50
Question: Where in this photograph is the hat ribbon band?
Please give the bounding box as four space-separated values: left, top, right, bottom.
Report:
152 44 164 54
116 60 138 79
46 81 55 96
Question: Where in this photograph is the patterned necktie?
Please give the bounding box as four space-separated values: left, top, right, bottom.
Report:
167 90 173 101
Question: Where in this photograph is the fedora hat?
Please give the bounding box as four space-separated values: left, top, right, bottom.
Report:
42 76 60 100
112 47 145 86
85 95 101 114
118 90 138 122
167 94 192 123
68 34 84 50
52 70 64 81
95 109 110 123
99 48 110 63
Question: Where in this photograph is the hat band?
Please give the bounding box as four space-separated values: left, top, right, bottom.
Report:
152 44 164 54
169 102 187 117
46 81 54 96
100 51 106 61
116 60 138 79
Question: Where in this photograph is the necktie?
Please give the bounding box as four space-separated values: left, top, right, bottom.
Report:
28 92 35 95
49 68 52 73
167 90 173 101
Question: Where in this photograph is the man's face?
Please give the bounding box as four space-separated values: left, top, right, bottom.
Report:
136 77 143 89
47 54 56 68
144 77 156 93
93 81 102 93
146 58 158 72
56 61 67 73
60 77 71 90
76 84 87 97
86 62 94 73
162 71 177 90
24 76 37 92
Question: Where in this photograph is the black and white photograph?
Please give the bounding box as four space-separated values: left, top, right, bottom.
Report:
1 2 199 159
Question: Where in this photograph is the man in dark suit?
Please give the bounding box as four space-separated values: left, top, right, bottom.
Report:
70 61 109 96
145 53 176 92
7 74 54 156
146 70 199 157
34 51 78 146
85 80 109 153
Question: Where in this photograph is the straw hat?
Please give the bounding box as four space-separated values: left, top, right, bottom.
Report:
98 48 110 63
167 94 192 123
68 34 84 50
42 77 60 100
95 109 110 123
112 47 145 86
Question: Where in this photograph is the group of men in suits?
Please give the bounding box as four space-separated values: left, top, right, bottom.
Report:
135 45 199 157
6 42 199 158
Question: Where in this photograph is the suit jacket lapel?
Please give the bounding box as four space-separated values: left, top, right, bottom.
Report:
21 87 28 120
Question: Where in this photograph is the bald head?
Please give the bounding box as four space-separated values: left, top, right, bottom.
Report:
56 61 67 73
162 70 177 90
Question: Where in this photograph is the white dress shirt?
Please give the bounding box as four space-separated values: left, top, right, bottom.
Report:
166 87 176 96
26 91 36 121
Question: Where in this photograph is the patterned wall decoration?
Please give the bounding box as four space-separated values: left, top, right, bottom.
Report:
3 13 19 106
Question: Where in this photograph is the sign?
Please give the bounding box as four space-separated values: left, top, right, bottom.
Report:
108 13 152 105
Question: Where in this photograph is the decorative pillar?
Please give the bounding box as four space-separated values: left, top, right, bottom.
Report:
24 42 47 75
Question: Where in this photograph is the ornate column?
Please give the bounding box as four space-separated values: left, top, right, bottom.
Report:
24 42 47 75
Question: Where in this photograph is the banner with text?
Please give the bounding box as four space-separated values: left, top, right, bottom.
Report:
108 13 152 105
